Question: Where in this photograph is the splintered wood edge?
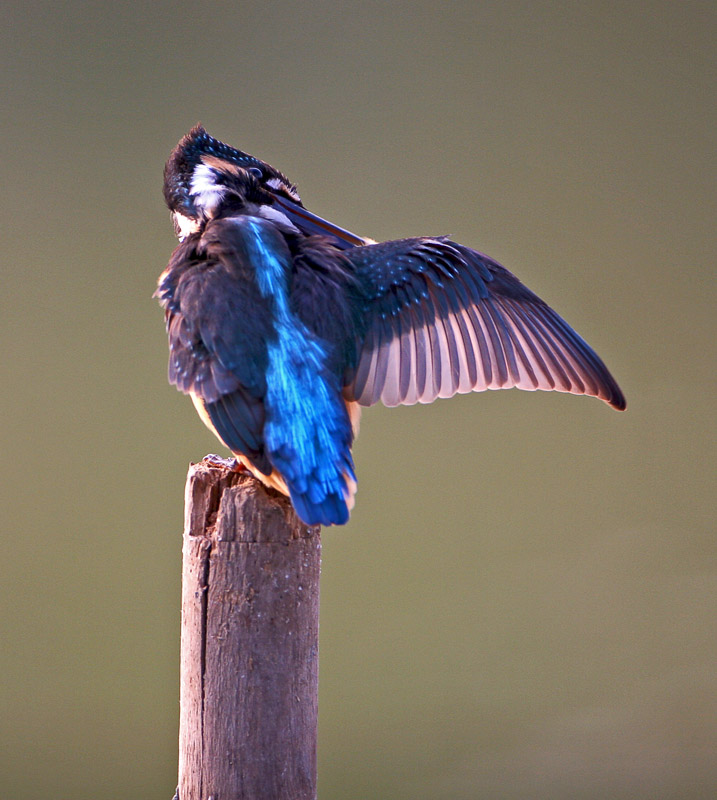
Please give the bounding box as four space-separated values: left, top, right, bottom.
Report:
183 461 320 543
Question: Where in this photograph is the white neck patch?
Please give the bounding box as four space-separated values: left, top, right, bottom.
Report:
190 163 226 214
173 212 200 241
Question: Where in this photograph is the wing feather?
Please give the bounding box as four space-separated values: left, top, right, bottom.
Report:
413 308 431 402
344 237 626 410
399 314 415 403
500 298 557 390
464 304 493 390
451 311 477 393
425 314 443 400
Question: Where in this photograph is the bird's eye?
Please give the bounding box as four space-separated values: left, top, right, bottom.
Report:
248 167 263 179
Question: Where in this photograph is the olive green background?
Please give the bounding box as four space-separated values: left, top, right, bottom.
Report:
1 2 714 798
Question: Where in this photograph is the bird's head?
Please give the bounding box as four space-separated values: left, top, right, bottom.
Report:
163 124 300 239
163 125 367 248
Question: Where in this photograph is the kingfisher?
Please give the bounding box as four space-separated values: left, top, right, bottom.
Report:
156 125 625 526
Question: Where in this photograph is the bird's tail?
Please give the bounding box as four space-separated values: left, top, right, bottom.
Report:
287 465 357 527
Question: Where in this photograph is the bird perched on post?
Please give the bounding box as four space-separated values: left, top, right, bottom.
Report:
156 125 625 526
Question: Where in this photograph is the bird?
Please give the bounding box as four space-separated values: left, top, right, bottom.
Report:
156 125 626 527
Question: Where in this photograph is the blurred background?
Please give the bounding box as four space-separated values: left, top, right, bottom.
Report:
1 2 715 798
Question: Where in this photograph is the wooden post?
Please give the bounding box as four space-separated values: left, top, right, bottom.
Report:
177 462 321 800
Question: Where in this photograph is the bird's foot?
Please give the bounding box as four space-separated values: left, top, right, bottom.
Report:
201 453 245 472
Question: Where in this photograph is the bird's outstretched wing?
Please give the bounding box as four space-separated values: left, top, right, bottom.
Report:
156 221 275 474
343 238 626 410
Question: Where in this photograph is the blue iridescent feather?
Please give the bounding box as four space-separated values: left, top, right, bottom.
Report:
243 218 355 525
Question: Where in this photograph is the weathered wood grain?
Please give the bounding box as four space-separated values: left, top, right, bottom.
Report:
178 462 321 800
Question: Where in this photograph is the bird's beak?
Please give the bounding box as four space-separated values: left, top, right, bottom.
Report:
271 194 367 250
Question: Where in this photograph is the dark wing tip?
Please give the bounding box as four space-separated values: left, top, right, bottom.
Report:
605 383 627 411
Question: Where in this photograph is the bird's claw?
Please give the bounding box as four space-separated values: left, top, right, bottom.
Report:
201 453 244 472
